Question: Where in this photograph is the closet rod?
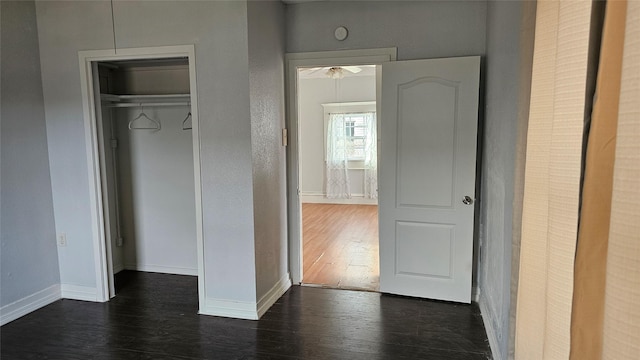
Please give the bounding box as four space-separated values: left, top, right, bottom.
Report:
115 94 190 100
106 102 190 108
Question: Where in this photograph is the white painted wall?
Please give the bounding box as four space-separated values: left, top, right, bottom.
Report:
0 0 60 318
298 75 376 201
247 0 290 307
36 0 258 304
115 106 197 275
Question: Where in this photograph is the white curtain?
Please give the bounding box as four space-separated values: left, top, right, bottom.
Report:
602 1 640 358
515 0 593 358
326 114 351 198
363 112 378 199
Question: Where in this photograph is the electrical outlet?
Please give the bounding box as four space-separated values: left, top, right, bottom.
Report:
116 237 123 247
57 233 67 247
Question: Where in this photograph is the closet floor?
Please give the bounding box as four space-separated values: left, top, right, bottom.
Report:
302 203 379 291
0 271 491 359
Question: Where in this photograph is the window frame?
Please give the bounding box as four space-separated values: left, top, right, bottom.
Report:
322 101 376 169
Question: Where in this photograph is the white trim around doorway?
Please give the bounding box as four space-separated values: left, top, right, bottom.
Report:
78 45 205 312
285 48 397 285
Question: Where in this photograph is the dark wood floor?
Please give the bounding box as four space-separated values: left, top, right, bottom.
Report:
1 271 491 359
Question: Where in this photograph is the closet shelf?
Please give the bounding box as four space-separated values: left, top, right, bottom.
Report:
101 93 191 108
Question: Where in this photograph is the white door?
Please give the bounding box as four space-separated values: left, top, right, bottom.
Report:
379 56 480 303
92 63 117 298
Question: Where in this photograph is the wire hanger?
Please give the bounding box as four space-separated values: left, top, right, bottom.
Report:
182 110 192 131
129 104 161 130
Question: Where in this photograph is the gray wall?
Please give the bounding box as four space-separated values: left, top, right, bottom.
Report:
477 1 535 359
247 0 289 300
286 0 486 60
37 1 114 289
35 1 258 302
0 0 60 306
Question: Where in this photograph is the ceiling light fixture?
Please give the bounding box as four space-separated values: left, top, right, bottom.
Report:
326 67 345 79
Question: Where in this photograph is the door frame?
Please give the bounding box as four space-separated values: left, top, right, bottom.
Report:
285 48 397 284
78 45 206 311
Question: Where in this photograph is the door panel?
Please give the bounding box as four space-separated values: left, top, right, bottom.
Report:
379 56 480 303
396 222 453 278
397 79 457 208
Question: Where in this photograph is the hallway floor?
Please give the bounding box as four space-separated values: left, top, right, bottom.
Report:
302 203 379 291
0 271 491 359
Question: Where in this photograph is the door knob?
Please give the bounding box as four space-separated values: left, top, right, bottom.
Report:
462 196 474 205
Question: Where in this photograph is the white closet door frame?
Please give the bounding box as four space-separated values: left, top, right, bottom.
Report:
78 45 205 311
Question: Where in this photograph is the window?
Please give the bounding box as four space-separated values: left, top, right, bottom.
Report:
322 102 378 199
341 113 371 160
322 101 377 166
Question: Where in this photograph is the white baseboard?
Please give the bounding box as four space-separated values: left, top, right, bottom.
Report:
61 284 98 302
301 193 377 205
124 264 198 276
479 294 500 360
257 273 292 319
200 297 260 320
0 284 61 326
200 273 291 321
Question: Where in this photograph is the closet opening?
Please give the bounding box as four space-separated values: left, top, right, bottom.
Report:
79 46 204 310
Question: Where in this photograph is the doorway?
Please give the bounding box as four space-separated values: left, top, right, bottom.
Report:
285 48 397 288
297 65 380 291
79 46 205 311
287 50 481 304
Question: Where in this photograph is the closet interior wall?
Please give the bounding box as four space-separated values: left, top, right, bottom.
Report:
98 59 197 278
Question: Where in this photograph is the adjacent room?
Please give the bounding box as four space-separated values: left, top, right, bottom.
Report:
297 65 380 291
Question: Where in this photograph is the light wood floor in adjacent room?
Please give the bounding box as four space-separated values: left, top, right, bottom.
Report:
302 203 379 291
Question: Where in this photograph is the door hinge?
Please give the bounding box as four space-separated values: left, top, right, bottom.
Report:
282 128 288 147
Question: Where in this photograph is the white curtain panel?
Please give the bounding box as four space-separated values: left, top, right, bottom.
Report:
363 112 378 199
515 0 593 358
602 1 640 358
326 113 351 198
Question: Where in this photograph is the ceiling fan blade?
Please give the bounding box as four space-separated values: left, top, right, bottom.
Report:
342 66 363 74
300 67 324 74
